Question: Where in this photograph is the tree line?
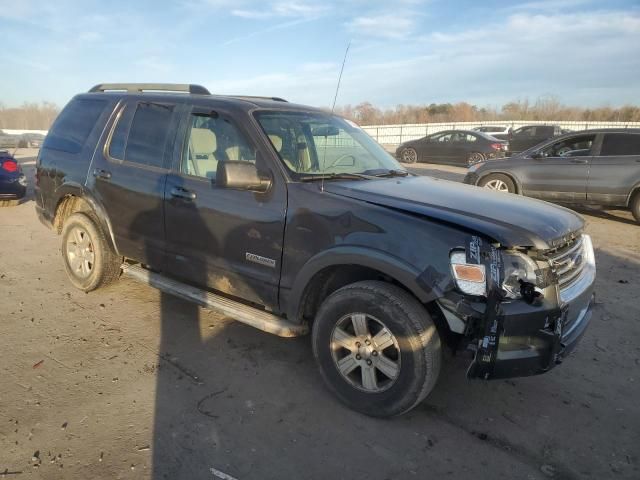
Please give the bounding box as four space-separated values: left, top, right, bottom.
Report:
0 102 59 130
2 97 640 130
334 97 640 126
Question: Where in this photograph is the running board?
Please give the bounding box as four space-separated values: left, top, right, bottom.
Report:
121 263 308 338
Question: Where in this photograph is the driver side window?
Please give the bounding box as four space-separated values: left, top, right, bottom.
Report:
182 113 256 181
434 133 454 143
541 134 595 158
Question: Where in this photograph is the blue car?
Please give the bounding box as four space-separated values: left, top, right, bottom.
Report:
0 151 26 205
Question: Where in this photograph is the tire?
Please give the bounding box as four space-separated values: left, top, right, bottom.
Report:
467 152 485 166
399 147 417 164
312 280 441 417
630 191 640 224
478 173 516 193
61 212 122 292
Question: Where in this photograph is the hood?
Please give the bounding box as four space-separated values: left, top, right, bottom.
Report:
323 176 584 249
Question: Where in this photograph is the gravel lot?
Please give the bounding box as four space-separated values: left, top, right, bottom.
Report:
1 150 639 479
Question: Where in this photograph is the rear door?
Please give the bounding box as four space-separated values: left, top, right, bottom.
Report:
423 131 455 162
519 133 596 202
163 105 287 309
88 99 180 268
587 132 640 206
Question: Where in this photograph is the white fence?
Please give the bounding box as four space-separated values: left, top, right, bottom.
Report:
1 129 48 136
361 121 640 146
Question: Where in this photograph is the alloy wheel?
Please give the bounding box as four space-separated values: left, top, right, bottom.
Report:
484 179 509 192
66 227 95 278
330 313 401 393
401 148 417 163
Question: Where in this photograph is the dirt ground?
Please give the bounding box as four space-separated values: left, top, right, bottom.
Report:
1 149 638 479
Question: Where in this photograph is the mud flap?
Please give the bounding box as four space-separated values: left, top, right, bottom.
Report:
466 236 505 380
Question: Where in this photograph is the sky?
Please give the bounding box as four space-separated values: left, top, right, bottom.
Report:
1 0 639 109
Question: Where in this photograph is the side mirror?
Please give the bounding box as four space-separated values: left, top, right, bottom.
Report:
216 161 272 193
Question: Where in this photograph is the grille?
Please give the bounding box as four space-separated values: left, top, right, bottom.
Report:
547 235 586 290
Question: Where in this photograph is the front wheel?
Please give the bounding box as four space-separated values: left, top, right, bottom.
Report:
399 148 418 164
312 281 441 417
61 212 122 292
479 173 516 193
630 191 640 224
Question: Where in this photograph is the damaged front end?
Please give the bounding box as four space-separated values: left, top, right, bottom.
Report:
439 233 596 380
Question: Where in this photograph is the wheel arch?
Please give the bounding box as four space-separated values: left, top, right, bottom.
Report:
286 247 440 325
52 185 118 253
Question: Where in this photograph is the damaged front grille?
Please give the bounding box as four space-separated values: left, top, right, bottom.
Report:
547 235 586 291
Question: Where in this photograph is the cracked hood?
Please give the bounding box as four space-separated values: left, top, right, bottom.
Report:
323 176 584 249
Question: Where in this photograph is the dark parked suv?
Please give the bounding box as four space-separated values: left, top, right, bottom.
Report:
464 129 640 223
35 84 596 417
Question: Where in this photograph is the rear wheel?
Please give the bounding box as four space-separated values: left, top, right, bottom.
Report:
61 212 122 292
400 148 417 164
312 281 441 417
467 152 485 165
479 173 516 193
630 191 640 224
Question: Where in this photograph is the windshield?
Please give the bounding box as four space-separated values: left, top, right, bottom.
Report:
254 111 405 177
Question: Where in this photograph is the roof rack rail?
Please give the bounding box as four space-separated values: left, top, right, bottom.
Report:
89 83 211 95
228 95 288 103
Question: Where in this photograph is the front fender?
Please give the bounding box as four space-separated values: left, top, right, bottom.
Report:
286 245 453 322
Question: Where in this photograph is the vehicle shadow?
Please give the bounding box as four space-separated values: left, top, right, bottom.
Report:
568 205 637 226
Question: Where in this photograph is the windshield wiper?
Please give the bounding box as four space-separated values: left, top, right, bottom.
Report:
362 169 410 178
298 172 374 182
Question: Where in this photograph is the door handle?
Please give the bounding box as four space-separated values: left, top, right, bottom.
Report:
569 159 589 164
93 168 112 180
170 187 196 201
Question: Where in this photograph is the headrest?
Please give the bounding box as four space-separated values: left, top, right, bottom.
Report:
191 128 217 153
268 134 283 152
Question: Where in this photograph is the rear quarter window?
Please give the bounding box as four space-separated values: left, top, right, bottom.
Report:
600 133 640 156
43 98 108 154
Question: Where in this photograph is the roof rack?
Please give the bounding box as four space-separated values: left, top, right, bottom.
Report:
228 95 288 103
89 83 211 95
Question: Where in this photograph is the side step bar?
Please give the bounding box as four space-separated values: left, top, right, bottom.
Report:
121 263 308 338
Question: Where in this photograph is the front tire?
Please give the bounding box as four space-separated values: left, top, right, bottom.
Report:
61 212 122 292
312 281 441 417
399 147 418 164
630 191 640 224
479 173 516 193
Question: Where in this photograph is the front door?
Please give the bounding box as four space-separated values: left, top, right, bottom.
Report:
519 133 596 202
163 106 287 309
89 99 180 268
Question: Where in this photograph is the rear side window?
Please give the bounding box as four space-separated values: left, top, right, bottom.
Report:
116 102 174 168
600 133 640 156
43 98 107 154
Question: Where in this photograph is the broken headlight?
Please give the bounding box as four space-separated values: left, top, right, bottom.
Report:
501 251 541 300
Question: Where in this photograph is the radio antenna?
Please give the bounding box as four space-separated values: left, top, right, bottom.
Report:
322 41 351 192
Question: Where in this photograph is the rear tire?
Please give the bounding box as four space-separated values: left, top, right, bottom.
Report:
312 280 441 417
630 190 640 224
479 173 516 193
61 212 122 292
467 152 485 165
